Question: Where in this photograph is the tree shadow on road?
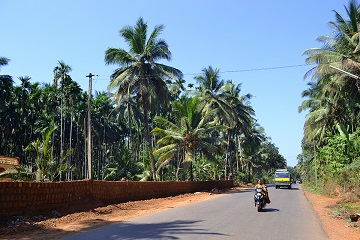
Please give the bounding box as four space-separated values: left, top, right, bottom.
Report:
63 219 230 240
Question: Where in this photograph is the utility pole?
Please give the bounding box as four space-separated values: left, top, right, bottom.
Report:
86 73 96 179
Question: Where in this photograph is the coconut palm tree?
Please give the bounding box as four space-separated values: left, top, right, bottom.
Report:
240 121 266 182
303 0 360 76
301 0 360 146
195 67 255 178
195 66 236 122
152 96 224 180
53 61 73 164
53 61 72 87
217 81 254 177
105 17 183 180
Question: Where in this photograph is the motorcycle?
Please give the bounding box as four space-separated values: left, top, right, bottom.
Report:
254 188 266 212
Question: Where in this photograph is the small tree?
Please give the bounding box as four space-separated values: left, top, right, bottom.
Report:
25 125 72 181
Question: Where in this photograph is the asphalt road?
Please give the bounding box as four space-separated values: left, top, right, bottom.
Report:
62 184 328 240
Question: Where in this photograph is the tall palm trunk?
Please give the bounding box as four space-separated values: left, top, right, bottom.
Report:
175 148 180 180
127 103 131 150
63 112 67 180
69 113 73 180
236 136 240 173
59 103 63 181
225 132 230 179
142 102 156 181
60 97 63 165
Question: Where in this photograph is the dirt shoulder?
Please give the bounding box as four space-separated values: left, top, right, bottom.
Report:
0 186 359 240
303 188 359 240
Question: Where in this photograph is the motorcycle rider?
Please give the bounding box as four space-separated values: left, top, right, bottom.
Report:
255 179 271 203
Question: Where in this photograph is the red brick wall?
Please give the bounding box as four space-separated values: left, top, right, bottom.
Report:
0 180 233 215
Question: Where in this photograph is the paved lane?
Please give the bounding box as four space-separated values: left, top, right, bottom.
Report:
62 185 328 240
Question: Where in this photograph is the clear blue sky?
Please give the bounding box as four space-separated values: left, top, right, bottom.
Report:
2 0 350 167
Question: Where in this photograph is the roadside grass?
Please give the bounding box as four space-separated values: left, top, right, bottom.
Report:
329 202 356 219
330 202 360 228
302 183 325 195
339 202 360 217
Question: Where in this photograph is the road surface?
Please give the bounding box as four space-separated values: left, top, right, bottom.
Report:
62 184 328 240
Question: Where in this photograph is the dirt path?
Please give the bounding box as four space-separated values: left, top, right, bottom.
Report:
0 186 359 240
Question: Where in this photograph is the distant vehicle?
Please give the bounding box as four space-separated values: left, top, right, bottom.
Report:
274 169 291 189
296 180 301 184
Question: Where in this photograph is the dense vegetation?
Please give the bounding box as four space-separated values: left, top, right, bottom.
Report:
298 0 360 202
0 17 286 182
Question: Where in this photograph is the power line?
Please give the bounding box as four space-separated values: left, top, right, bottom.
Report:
92 63 316 80
185 64 314 76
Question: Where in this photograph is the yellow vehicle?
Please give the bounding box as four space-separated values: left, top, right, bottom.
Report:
275 169 291 189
